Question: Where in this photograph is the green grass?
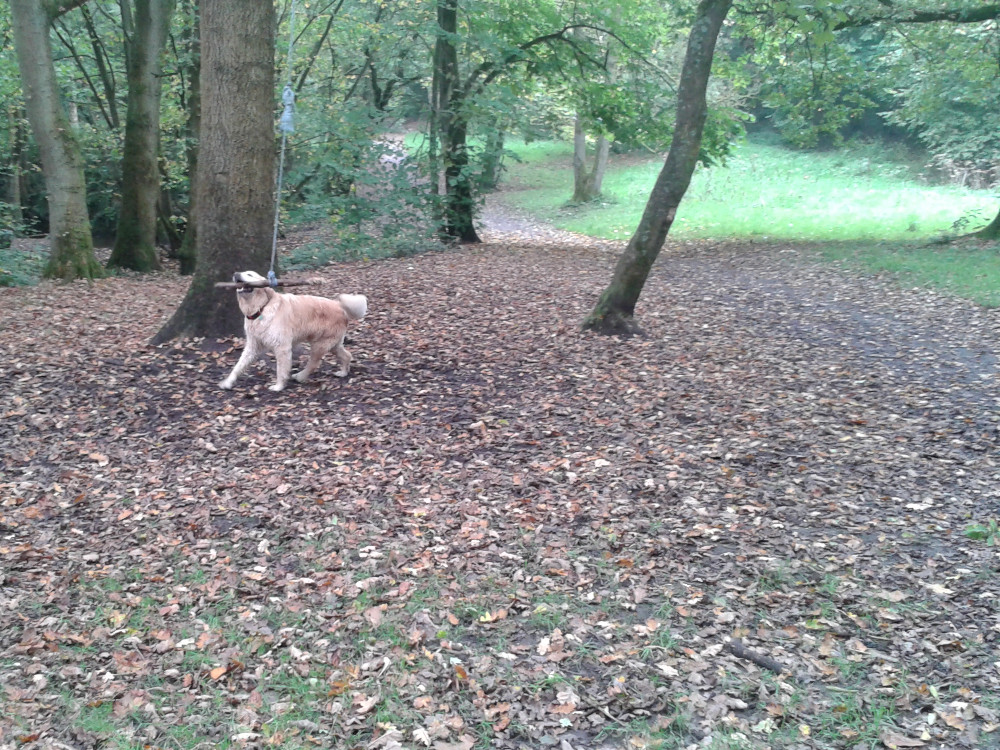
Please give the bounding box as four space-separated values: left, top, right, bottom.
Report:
498 135 1000 306
500 135 997 243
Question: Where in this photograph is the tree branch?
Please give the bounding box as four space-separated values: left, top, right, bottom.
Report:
834 2 1000 29
464 23 630 98
44 0 91 21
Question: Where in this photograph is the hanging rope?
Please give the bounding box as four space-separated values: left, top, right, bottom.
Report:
269 0 299 287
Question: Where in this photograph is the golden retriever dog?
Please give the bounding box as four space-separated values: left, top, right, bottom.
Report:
219 270 368 392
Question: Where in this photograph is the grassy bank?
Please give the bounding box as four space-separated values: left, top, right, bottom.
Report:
498 136 1000 305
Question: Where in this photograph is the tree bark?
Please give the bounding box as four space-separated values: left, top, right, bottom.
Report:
10 0 103 281
583 0 732 335
974 206 1000 240
152 0 275 344
433 0 481 244
176 0 200 275
108 0 176 272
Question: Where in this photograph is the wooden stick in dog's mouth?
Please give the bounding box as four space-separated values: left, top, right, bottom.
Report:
214 277 323 290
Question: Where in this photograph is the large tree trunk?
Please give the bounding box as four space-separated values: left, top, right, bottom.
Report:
152 0 275 344
572 114 610 203
10 0 103 281
433 0 480 244
108 0 176 272
583 0 732 335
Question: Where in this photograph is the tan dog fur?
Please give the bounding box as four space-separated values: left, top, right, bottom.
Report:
219 271 368 392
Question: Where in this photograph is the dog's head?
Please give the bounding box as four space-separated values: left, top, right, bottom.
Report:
232 271 274 319
233 270 269 294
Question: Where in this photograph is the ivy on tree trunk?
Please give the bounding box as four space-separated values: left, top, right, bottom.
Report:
583 0 732 335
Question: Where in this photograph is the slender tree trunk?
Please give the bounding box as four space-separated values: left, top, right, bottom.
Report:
152 0 274 343
428 77 441 197
572 25 615 203
433 0 480 244
583 0 732 335
79 4 120 129
478 127 505 191
109 0 176 272
10 0 103 281
5 107 25 228
177 0 200 275
157 180 183 252
572 114 610 203
443 117 481 242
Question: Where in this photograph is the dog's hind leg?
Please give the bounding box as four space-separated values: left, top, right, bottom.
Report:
293 340 333 383
219 339 261 389
332 340 352 377
271 344 294 391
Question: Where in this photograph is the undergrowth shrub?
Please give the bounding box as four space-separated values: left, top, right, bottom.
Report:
0 243 46 287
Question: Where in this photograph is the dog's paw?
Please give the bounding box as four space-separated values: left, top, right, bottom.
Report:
333 369 349 378
292 371 309 383
269 383 286 392
219 380 234 390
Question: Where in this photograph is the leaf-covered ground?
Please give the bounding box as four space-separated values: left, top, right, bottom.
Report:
1 226 999 750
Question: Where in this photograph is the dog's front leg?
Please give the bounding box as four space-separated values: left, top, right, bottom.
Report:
219 338 260 389
271 344 293 391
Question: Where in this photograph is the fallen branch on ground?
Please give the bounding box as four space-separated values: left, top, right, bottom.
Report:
724 638 787 674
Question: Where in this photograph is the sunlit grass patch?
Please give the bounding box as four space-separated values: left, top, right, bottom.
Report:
500 136 997 243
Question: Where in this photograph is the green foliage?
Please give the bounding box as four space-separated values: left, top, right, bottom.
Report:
741 19 879 147
2 0 996 264
879 22 1000 184
963 519 1000 545
0 241 47 287
740 2 1000 175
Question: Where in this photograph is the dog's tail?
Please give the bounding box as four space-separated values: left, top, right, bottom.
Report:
338 294 368 321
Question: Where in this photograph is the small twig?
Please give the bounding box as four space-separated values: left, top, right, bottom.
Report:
724 638 787 674
579 697 627 726
214 278 322 289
